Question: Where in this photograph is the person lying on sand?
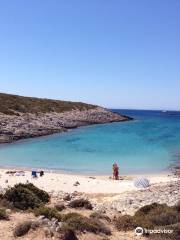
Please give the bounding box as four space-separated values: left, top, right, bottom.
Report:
6 170 25 176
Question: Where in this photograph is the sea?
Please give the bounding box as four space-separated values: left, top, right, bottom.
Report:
0 109 180 175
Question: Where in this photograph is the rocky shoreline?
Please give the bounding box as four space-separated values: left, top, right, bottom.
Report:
0 107 132 144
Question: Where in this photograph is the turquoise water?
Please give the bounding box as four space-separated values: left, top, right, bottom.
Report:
0 110 180 174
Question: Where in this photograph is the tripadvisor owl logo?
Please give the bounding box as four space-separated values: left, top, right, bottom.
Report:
135 227 143 236
135 227 173 236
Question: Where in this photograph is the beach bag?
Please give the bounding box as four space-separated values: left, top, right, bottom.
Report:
134 178 150 188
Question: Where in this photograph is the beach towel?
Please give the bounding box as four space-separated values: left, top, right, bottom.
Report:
15 171 25 176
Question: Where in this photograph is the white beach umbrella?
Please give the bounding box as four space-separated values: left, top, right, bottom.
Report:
134 178 150 188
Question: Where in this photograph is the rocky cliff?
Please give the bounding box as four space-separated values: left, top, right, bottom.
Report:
0 93 132 143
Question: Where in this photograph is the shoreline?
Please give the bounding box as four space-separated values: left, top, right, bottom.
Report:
0 167 177 194
0 120 132 147
0 164 171 177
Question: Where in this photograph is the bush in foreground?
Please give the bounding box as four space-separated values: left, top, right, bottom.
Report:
114 202 180 236
62 212 111 235
68 198 93 210
18 183 50 203
4 185 41 210
134 203 180 228
13 221 32 237
3 183 50 210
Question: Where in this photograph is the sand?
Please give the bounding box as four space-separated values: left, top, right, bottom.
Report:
0 168 178 240
0 168 177 194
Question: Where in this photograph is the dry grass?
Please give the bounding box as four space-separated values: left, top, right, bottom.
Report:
33 206 62 221
62 212 111 235
114 202 180 238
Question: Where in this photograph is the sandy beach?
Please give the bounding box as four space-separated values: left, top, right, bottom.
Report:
0 167 179 240
0 168 177 194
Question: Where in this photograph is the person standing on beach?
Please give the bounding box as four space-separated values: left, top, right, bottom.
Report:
112 164 116 179
113 163 119 180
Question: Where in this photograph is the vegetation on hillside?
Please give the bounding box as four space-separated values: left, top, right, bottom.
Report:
0 93 96 115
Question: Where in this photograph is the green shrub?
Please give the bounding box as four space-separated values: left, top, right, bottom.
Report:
115 203 180 232
147 208 179 226
13 221 32 237
4 187 40 210
17 183 50 203
0 208 9 220
34 206 62 221
134 203 180 228
4 185 41 210
3 183 50 210
68 198 93 210
114 202 180 233
134 203 164 217
62 212 111 235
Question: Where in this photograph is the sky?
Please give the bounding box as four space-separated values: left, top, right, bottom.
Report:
0 0 179 110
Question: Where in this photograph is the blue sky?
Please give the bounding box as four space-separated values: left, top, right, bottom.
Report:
0 0 179 110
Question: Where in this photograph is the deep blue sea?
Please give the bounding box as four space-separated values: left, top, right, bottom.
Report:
0 109 180 174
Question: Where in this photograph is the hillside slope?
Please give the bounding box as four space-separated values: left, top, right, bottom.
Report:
0 93 132 143
0 93 96 115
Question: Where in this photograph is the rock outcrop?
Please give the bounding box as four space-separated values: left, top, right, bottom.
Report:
0 107 132 144
92 180 180 215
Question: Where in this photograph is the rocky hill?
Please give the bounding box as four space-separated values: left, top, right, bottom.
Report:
0 93 132 143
